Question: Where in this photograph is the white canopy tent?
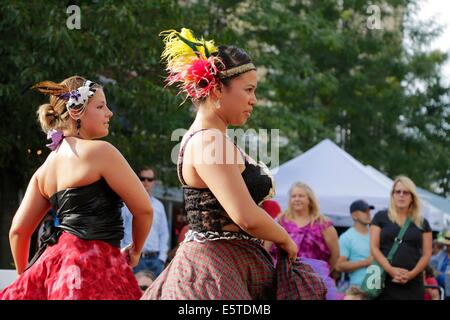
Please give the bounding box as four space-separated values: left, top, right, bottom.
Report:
271 139 446 231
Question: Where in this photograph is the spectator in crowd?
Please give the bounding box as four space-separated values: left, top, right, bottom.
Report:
434 230 450 299
423 265 440 300
266 182 342 299
433 238 445 255
267 182 339 269
430 238 445 270
122 166 169 278
335 200 373 288
370 176 432 300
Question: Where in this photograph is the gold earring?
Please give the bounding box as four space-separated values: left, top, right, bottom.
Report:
214 100 221 109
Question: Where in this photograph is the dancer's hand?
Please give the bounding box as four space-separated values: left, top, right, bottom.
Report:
278 237 298 261
121 243 141 267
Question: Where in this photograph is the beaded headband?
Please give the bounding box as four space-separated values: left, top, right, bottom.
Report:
219 63 256 79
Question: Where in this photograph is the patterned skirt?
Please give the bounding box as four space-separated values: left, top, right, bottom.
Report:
141 235 327 300
0 232 142 300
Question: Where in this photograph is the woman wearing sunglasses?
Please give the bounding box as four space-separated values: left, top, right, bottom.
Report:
370 175 432 299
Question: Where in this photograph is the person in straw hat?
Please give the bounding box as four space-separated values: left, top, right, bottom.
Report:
435 230 450 299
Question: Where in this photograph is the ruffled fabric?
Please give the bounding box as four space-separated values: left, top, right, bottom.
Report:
0 233 141 300
300 257 344 300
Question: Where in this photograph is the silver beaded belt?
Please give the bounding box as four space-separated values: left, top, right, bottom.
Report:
183 229 262 245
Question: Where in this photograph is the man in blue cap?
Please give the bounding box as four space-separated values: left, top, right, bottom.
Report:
336 200 374 288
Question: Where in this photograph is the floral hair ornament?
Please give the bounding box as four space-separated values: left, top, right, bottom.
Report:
57 80 97 120
159 28 223 104
32 79 97 149
32 79 97 120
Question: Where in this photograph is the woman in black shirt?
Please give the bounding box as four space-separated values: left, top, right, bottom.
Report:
370 176 432 300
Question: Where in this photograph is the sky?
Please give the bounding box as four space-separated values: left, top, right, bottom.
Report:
414 0 450 83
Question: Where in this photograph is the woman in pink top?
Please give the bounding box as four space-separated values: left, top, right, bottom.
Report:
267 182 342 299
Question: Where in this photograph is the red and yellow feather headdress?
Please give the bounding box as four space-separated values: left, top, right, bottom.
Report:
159 28 223 103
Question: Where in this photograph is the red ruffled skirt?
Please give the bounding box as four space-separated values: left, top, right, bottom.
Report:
0 232 142 300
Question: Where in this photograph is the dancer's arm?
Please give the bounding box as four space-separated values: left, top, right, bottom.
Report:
9 170 50 274
263 216 279 252
96 142 153 266
192 135 297 260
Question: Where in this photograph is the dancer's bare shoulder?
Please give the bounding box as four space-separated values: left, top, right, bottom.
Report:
36 139 122 197
187 129 244 169
81 139 118 156
35 162 50 199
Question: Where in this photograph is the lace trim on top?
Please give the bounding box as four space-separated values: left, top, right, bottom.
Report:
254 160 276 205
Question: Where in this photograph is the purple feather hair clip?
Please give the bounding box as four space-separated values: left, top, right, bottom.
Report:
58 90 81 102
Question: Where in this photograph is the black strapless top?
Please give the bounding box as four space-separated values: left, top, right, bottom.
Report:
27 178 123 269
177 129 275 233
49 178 124 246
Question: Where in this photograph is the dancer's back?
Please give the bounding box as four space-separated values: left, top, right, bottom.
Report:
1 76 152 300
